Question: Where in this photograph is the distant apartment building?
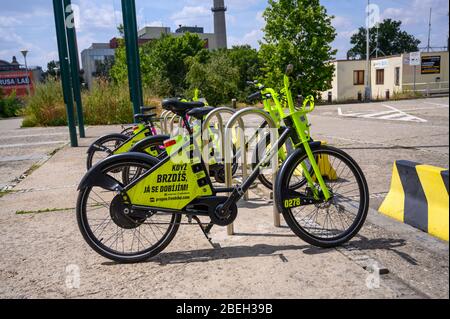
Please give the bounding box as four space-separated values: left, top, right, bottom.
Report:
322 51 449 102
0 56 43 97
80 43 115 89
137 25 217 50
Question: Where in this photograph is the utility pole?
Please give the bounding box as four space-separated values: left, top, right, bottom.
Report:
427 8 432 52
365 0 371 101
52 0 78 147
64 0 85 138
121 0 144 117
375 26 379 59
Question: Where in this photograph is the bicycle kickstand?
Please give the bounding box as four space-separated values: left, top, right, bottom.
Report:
192 216 221 249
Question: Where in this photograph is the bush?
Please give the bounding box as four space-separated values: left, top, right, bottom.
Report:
0 89 22 118
22 80 66 127
83 80 134 125
22 79 161 127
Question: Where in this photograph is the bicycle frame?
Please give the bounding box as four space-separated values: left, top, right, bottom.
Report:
121 74 331 219
113 123 156 155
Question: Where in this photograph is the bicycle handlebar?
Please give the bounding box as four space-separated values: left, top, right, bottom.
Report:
247 91 263 101
301 95 315 113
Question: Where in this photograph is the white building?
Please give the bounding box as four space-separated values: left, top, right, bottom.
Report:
322 51 449 102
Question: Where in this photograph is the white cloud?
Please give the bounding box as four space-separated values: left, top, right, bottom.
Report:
77 0 122 31
229 29 263 48
333 16 352 29
0 16 22 28
171 6 211 29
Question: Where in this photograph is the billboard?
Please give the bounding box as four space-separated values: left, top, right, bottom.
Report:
421 56 441 74
0 71 33 97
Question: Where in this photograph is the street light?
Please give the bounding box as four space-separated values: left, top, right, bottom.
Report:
21 50 31 95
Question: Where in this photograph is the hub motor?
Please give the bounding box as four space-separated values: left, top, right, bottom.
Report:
110 195 146 229
210 203 238 226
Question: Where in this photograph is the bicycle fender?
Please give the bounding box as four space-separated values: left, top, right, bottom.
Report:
128 134 170 153
275 141 322 210
87 133 129 154
78 153 160 191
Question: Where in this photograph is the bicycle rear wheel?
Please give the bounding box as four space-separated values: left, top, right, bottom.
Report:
87 134 128 170
77 159 181 263
276 145 369 248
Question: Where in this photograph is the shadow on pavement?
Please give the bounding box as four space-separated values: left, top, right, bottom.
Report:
101 236 417 266
102 243 329 266
347 236 418 265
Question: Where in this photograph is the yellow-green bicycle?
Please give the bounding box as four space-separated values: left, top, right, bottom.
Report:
76 65 369 263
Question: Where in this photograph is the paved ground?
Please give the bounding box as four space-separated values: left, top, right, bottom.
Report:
0 97 448 299
0 118 69 190
311 97 449 210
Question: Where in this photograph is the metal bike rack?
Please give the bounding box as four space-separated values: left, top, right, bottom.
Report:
201 108 248 203
169 113 183 134
159 110 171 133
161 111 175 134
202 107 236 172
224 108 280 235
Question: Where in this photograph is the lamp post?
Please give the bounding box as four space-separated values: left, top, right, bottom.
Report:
21 50 31 95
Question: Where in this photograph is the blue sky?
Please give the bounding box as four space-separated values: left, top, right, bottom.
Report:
0 0 448 70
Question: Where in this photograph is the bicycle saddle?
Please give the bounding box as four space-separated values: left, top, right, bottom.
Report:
187 107 215 120
140 106 157 113
162 99 205 115
134 113 156 123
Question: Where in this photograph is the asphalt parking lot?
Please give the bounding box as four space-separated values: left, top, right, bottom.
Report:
310 97 449 210
0 97 448 299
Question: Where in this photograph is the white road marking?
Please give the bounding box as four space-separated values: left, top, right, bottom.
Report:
0 132 68 140
360 110 397 118
338 104 428 123
382 104 427 123
0 141 68 149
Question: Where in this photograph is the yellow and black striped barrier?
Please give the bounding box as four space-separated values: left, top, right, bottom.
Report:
379 160 449 241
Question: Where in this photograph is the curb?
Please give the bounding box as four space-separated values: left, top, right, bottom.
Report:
379 160 449 241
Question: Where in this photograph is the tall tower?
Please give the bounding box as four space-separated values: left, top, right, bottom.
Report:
212 0 227 49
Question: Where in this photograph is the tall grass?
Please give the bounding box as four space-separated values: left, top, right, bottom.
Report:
83 80 133 125
22 80 66 127
22 79 162 127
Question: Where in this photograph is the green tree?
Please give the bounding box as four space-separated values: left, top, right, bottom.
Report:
347 19 421 59
110 33 207 96
186 50 239 105
227 45 262 100
44 60 59 79
259 0 337 96
93 56 115 81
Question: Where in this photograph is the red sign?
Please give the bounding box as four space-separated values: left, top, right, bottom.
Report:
0 71 33 97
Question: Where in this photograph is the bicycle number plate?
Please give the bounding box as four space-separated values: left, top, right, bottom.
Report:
284 197 302 208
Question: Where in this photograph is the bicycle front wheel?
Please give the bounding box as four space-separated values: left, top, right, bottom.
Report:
276 145 369 248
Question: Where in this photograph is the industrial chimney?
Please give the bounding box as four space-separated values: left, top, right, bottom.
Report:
212 0 227 49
